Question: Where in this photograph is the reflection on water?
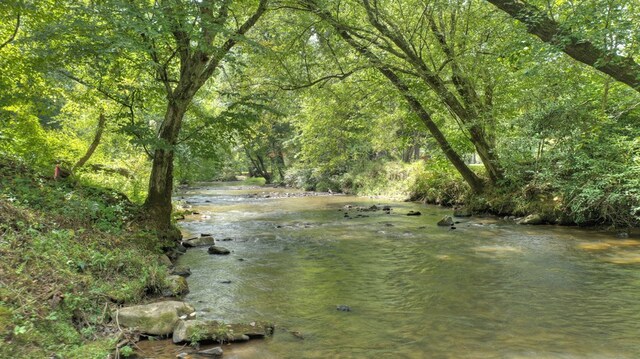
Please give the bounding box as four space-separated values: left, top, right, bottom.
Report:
148 182 640 358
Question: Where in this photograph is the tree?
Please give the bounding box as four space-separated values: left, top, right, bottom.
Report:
485 0 640 93
295 0 489 192
115 0 270 237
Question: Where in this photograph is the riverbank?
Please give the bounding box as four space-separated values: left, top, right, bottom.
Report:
283 160 639 232
0 159 176 358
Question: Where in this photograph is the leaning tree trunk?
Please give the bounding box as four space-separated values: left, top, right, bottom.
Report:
73 113 106 172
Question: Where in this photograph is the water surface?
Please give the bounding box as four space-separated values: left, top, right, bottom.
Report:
141 182 640 358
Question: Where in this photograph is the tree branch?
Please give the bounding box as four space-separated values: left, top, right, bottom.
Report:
485 0 640 92
0 14 20 51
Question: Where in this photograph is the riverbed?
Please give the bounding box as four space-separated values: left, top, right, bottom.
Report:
137 182 640 358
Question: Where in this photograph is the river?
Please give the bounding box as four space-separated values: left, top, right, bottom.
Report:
136 182 640 358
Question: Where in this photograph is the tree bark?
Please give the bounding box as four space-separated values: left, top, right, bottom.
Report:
144 100 189 233
485 0 640 93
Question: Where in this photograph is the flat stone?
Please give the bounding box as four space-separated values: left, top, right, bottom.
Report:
407 211 422 216
208 246 230 255
518 214 545 225
183 236 216 247
198 347 223 357
172 320 273 344
113 301 194 336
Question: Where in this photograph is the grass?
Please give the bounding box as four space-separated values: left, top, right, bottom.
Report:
0 158 172 358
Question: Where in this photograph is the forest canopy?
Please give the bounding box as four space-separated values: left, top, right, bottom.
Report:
1 0 639 229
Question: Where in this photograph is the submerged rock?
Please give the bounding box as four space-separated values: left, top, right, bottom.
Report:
336 305 351 312
172 320 274 344
113 301 195 336
208 246 231 255
518 214 545 225
437 216 453 226
407 211 422 216
183 236 216 247
198 347 224 357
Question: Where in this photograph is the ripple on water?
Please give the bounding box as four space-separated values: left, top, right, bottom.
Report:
157 183 640 358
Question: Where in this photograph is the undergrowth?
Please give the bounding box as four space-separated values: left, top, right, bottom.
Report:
0 158 172 358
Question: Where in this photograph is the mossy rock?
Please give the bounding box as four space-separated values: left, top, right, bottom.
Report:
173 320 274 344
164 275 189 297
112 301 195 336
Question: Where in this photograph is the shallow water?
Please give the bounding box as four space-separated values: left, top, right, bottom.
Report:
139 182 640 358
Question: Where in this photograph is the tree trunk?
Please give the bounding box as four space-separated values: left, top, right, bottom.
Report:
144 101 188 236
380 66 485 193
73 113 106 172
485 0 640 93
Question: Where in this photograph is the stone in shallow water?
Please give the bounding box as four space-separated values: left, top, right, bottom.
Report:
198 346 223 357
183 236 216 247
437 216 453 226
518 213 545 225
208 246 230 255
453 207 472 217
172 320 274 344
171 266 191 277
336 305 351 312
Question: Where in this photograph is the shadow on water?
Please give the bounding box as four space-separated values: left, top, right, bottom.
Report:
142 182 640 358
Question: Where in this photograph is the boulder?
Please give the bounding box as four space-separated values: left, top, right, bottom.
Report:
208 246 231 255
198 347 224 357
437 216 454 226
407 211 422 216
163 275 189 297
183 236 216 248
113 301 194 336
518 214 545 225
453 207 472 217
170 266 191 277
172 320 274 344
158 254 173 267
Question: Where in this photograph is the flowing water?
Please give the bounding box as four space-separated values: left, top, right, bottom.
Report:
136 182 640 359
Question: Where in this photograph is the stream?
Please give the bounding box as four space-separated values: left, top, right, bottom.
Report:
136 182 640 358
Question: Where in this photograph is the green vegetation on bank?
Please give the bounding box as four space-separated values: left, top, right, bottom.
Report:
0 158 172 358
